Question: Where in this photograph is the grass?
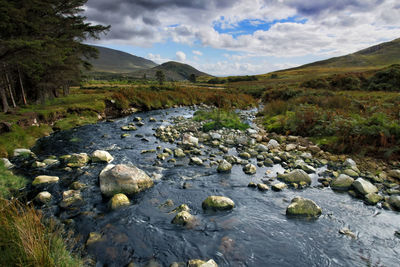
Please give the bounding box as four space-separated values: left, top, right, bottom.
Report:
0 162 28 199
193 109 250 131
0 198 83 267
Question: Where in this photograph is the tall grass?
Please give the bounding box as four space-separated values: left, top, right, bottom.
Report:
0 198 82 267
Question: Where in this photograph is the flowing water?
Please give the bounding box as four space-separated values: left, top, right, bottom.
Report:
25 107 400 267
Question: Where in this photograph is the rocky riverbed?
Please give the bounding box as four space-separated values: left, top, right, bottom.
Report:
5 106 400 266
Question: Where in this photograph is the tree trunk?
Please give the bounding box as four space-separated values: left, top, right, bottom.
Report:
5 72 16 108
0 85 9 113
63 83 70 96
18 67 27 105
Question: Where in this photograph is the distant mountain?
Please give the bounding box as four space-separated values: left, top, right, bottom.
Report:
132 61 211 81
294 38 400 70
88 45 157 73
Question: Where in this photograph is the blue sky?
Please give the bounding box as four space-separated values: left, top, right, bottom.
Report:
85 0 400 76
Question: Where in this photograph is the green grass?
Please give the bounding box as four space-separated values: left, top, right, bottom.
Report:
0 198 83 267
0 162 27 199
194 109 250 131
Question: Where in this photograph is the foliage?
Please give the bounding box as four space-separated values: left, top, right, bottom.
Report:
193 109 249 131
0 198 82 266
368 64 400 91
0 161 27 199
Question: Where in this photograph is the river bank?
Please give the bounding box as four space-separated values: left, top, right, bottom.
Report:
6 106 400 266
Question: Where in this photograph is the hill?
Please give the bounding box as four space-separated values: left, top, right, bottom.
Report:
293 38 400 70
132 61 211 81
88 45 158 73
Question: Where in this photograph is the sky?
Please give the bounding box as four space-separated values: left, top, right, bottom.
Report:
84 0 400 76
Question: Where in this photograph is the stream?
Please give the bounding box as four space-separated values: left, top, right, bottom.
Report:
20 107 400 267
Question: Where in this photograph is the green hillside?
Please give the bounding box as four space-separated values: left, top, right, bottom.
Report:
296 38 400 70
88 45 157 73
132 61 211 81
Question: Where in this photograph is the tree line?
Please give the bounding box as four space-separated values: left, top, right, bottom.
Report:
0 0 109 112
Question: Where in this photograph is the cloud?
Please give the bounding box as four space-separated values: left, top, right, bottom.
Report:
176 51 186 61
192 50 203 56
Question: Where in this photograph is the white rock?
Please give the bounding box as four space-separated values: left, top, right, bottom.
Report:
91 150 114 163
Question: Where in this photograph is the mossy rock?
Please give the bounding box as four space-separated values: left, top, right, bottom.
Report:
109 193 130 210
202 196 235 211
286 196 322 218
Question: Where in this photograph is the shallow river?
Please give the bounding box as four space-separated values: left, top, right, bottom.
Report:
28 107 400 267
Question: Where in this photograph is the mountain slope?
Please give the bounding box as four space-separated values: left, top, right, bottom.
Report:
295 38 400 70
88 45 157 73
132 61 211 81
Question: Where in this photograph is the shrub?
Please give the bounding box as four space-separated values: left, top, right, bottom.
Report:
368 65 400 91
194 109 249 131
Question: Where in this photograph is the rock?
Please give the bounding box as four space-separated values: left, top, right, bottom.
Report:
344 158 357 167
136 121 145 127
1 158 14 169
182 133 198 147
157 153 170 160
121 133 131 138
171 204 190 213
352 178 378 195
190 157 203 166
388 195 400 211
171 211 195 225
239 152 251 159
65 153 89 167
121 125 137 131
133 116 142 122
243 164 257 175
109 193 130 210
285 144 297 151
277 169 311 185
246 128 257 135
295 160 316 173
202 196 235 211
170 262 186 267
149 117 157 122
343 169 358 178
217 160 232 172
91 150 114 163
300 152 312 159
308 145 321 154
272 182 287 191
331 174 354 191
267 139 279 150
32 161 46 168
99 164 154 197
388 170 400 179
70 181 86 190
86 232 103 247
32 175 59 186
264 158 274 167
210 133 222 140
43 158 59 165
59 190 83 208
286 196 322 217
163 148 173 155
255 144 268 152
339 228 356 239
257 183 269 191
248 182 257 188
13 148 34 157
35 191 52 204
187 259 218 267
364 193 383 205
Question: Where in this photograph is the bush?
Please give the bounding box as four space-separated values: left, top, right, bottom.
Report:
0 162 27 199
194 109 249 131
367 65 400 91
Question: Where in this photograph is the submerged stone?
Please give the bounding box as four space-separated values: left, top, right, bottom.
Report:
217 160 232 172
109 193 130 210
243 164 257 175
171 211 195 225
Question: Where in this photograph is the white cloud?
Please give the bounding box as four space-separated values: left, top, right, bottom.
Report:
176 51 186 61
147 53 172 64
192 50 203 56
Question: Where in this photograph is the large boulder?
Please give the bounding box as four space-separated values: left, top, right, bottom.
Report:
202 196 235 211
217 160 232 172
91 150 114 163
277 169 311 185
32 175 59 186
331 174 354 191
286 196 322 217
99 164 154 197
352 178 378 195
